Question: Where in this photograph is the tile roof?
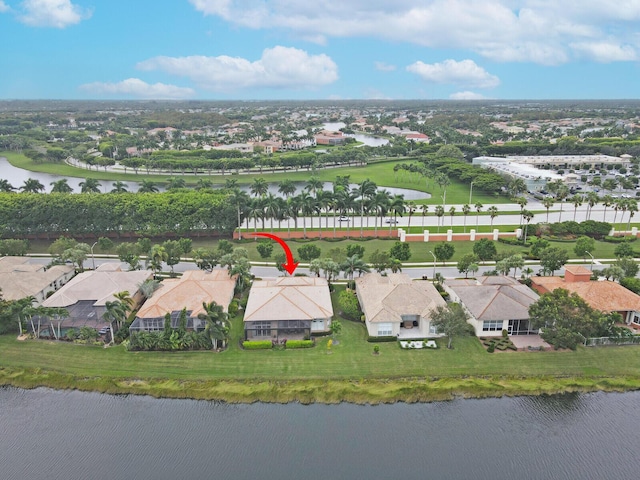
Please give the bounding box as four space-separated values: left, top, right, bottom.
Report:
531 276 640 313
43 266 152 308
137 269 237 318
243 277 333 322
0 257 74 301
446 276 539 321
355 273 446 324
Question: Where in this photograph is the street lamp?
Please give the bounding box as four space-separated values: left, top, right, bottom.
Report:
585 251 594 271
91 241 98 270
469 181 474 205
429 250 436 280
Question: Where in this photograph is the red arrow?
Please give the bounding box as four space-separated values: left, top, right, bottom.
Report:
251 232 299 275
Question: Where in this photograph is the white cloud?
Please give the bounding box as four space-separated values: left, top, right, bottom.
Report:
570 41 638 62
0 1 10 13
374 61 396 72
137 46 338 91
449 91 488 100
407 59 500 88
18 0 91 28
189 1 640 64
79 78 195 99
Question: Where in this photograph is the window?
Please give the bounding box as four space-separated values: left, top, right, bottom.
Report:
428 323 439 335
253 321 271 337
378 323 393 336
482 320 503 332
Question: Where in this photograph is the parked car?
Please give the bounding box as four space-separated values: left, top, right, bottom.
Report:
385 218 398 224
98 327 110 335
339 215 350 221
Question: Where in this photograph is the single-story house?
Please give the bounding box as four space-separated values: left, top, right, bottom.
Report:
0 256 75 304
355 273 446 339
531 265 640 326
130 269 237 333
444 276 540 336
243 277 333 341
34 263 152 337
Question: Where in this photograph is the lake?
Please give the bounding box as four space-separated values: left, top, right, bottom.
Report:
1 387 639 480
0 157 429 199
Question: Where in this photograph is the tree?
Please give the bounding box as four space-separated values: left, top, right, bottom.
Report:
62 243 91 271
111 181 129 193
103 300 127 331
615 257 639 279
521 210 534 243
198 301 230 349
148 244 168 277
457 254 479 278
297 244 322 262
461 204 471 233
430 303 470 349
340 254 370 280
389 242 411 261
50 179 73 193
256 240 274 259
138 180 159 193
529 288 612 350
434 205 445 233
20 178 45 193
530 238 550 259
539 247 569 276
0 179 16 192
433 242 455 264
614 242 634 258
369 249 391 273
487 206 499 231
192 247 219 272
543 197 554 223
79 178 101 193
116 242 141 270
345 244 365 259
473 239 497 262
574 236 596 260
162 240 184 275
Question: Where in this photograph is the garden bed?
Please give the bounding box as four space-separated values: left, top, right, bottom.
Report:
479 336 518 352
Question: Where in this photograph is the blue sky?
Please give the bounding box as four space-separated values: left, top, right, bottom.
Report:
1 0 639 100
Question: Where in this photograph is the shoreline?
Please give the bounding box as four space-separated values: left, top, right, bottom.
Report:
2 367 639 404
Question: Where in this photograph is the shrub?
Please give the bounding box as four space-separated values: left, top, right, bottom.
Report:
367 336 396 342
487 341 495 353
286 340 314 349
604 235 636 243
242 340 273 350
373 345 380 354
502 329 508 338
338 290 362 321
228 300 239 316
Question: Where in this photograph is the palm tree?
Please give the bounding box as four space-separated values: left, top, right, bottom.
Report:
138 279 161 299
277 179 297 198
166 177 186 190
246 198 265 235
228 187 249 240
461 204 470 233
138 179 159 193
198 301 230 349
103 300 127 331
0 179 16 192
421 204 429 228
626 199 638 232
195 178 213 190
543 197 554 223
148 245 168 278
305 176 323 199
448 206 456 227
340 254 371 280
474 202 483 229
522 210 534 244
354 179 377 238
388 194 405 236
20 178 45 193
570 194 583 221
487 206 499 232
114 290 134 313
389 258 402 273
516 196 528 226
585 191 599 221
263 192 280 233
79 178 101 193
296 191 317 239
555 185 569 222
111 181 129 193
435 205 445 233
250 177 269 198
602 194 614 223
406 202 416 233
50 179 73 193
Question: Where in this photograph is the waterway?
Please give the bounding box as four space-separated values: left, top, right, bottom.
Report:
0 157 429 199
1 387 639 480
323 122 390 147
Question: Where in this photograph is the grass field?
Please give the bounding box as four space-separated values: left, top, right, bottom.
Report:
3 316 640 402
1 150 507 205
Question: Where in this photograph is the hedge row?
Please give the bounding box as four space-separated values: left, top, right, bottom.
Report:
242 340 272 350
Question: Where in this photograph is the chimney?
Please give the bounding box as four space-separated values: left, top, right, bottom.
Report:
564 265 591 283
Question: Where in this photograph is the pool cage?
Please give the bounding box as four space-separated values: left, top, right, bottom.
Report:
129 310 206 334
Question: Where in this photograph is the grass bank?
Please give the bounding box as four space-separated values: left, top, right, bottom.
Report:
3 316 640 402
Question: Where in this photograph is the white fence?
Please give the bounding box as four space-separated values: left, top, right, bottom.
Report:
584 336 640 347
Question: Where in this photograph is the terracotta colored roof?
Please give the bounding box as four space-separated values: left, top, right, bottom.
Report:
356 273 446 324
564 265 591 275
137 269 236 318
446 276 539 321
243 277 333 322
531 277 640 313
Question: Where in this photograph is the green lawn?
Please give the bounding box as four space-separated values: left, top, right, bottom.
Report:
2 151 506 205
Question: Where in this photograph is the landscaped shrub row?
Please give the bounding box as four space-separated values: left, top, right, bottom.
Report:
603 235 637 243
242 340 273 350
367 336 397 342
285 340 314 349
